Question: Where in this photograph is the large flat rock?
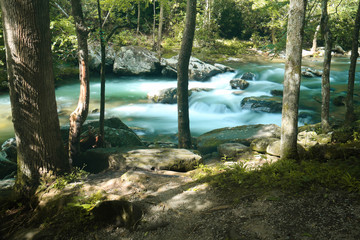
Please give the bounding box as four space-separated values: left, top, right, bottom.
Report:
196 124 281 154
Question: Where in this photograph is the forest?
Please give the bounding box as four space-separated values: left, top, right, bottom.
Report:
1 0 360 239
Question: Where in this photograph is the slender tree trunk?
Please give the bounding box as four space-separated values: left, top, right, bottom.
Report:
69 0 90 165
177 0 197 149
153 0 156 49
271 17 277 44
157 0 164 54
280 0 307 160
320 0 332 131
97 0 106 147
345 0 360 123
137 0 141 34
1 0 69 196
311 24 320 54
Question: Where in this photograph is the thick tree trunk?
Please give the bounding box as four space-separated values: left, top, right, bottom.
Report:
69 0 90 165
311 24 320 54
97 0 106 147
177 0 197 149
280 0 307 160
157 0 164 54
1 0 69 196
345 0 360 123
320 0 332 131
137 0 141 34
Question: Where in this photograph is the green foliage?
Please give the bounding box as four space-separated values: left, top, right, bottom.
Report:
194 158 360 195
52 167 89 190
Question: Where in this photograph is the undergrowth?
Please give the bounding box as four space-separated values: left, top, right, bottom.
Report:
193 157 360 195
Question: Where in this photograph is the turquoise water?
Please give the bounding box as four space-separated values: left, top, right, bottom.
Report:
0 57 359 143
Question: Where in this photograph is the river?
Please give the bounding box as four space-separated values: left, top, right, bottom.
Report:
0 57 359 143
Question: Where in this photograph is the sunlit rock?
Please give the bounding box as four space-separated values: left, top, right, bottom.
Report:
196 124 281 154
251 138 279 153
113 46 161 75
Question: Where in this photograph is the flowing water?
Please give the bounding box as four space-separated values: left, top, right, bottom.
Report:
0 57 359 143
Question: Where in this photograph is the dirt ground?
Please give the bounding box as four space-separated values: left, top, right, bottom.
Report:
3 164 360 240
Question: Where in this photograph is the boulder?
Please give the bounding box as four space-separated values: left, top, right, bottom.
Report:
241 96 282 113
240 72 256 81
162 56 224 81
113 46 161 75
0 153 16 179
297 131 332 150
250 138 279 153
214 63 235 72
270 89 283 97
333 95 345 106
301 68 322 78
230 79 249 90
196 124 281 154
266 140 281 156
332 45 345 54
88 42 116 71
147 87 213 104
76 148 202 173
217 143 249 158
1 137 17 163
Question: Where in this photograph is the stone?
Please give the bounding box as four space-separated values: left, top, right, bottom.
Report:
196 124 281 154
240 72 256 81
230 79 249 90
214 63 235 72
266 140 281 156
241 96 282 113
147 87 178 104
162 56 224 81
1 137 17 163
76 148 202 173
113 46 161 75
333 96 345 106
0 154 16 179
88 42 116 71
270 89 283 97
251 138 279 153
217 143 249 158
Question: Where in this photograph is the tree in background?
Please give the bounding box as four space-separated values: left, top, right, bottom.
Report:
69 0 90 165
280 0 307 160
177 0 197 149
345 0 360 124
0 0 69 196
320 0 332 132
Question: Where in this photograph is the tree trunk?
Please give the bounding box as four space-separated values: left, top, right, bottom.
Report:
1 0 69 196
69 0 90 165
97 0 106 147
280 0 307 160
345 0 360 123
320 0 332 132
157 0 164 54
153 0 156 49
177 0 197 149
137 0 141 34
311 24 320 54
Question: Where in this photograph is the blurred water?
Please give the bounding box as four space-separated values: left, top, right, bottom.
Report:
0 57 359 143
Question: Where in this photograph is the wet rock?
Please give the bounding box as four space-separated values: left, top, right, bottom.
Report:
270 89 283 97
147 87 213 104
333 95 345 106
301 68 322 78
240 72 256 81
230 79 249 90
214 63 235 72
113 46 161 75
1 137 17 163
332 45 345 54
241 96 282 113
196 124 281 154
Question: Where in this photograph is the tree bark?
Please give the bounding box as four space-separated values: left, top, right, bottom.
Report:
280 0 307 160
69 0 90 165
157 0 164 54
320 0 332 132
137 0 141 34
177 0 197 149
97 0 106 147
311 24 320 54
1 0 69 196
345 0 360 123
